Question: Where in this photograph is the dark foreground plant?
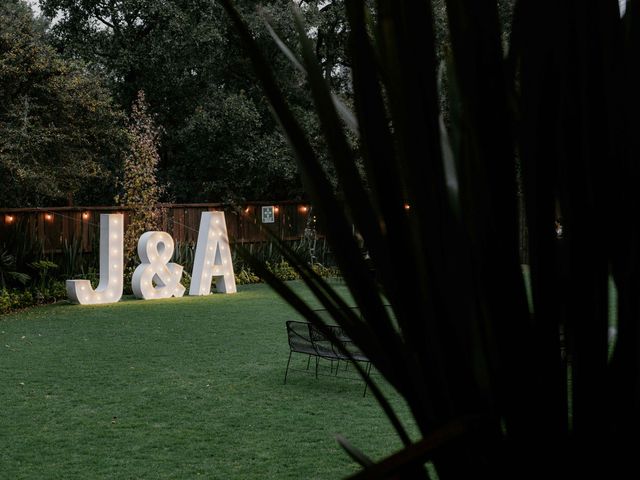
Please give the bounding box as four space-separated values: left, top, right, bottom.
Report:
222 0 640 478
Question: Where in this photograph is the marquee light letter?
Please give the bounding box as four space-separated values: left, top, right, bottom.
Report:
66 214 123 304
132 232 185 300
190 211 236 295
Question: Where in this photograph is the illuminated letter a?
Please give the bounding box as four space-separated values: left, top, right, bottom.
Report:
190 211 236 295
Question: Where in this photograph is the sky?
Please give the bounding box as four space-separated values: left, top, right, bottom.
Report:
25 0 41 16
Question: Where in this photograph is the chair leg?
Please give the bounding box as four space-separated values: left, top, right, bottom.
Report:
335 359 340 375
284 351 293 384
315 356 319 378
306 355 311 370
363 362 372 397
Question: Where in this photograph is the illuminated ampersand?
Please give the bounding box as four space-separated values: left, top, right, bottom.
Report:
132 232 185 300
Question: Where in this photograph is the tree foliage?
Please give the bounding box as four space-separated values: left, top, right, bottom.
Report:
117 90 164 263
0 0 126 207
40 0 351 203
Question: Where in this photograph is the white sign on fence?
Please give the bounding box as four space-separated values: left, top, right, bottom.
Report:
261 206 275 224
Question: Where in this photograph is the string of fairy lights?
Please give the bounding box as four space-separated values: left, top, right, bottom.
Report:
1 204 313 239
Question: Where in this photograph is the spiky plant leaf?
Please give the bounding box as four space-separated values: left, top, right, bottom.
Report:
224 0 640 477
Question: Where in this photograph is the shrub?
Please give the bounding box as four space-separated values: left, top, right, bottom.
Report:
0 289 34 314
266 260 299 281
0 248 30 288
28 259 58 291
181 271 192 292
0 256 337 314
311 263 340 278
234 267 261 285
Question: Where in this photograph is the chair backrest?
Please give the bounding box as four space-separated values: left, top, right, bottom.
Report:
287 320 369 362
286 321 315 353
308 323 344 358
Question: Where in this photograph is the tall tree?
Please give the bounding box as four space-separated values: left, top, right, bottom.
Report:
116 90 164 264
0 0 127 207
40 0 351 203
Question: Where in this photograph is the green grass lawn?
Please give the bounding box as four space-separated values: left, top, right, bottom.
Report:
0 280 418 479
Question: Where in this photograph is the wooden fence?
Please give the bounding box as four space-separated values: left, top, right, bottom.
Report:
0 201 317 253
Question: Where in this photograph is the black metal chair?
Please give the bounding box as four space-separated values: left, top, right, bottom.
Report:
284 321 316 384
284 320 372 395
315 323 372 395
